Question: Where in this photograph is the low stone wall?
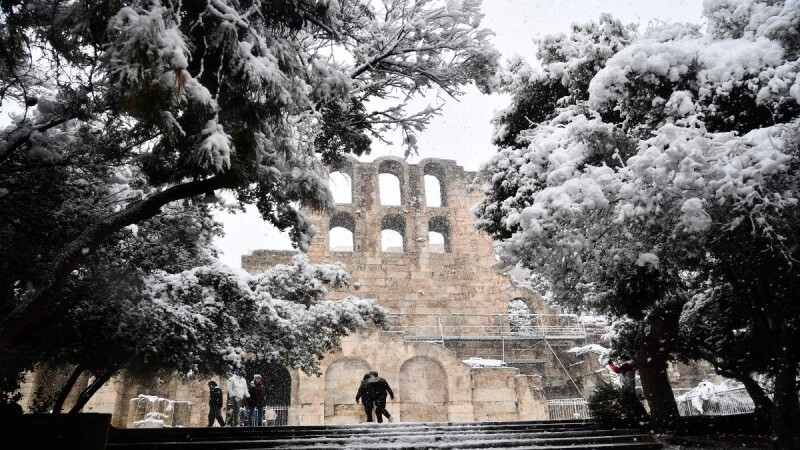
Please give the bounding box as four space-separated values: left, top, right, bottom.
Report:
471 367 521 422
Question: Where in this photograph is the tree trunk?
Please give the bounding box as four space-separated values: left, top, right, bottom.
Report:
52 363 84 414
713 363 773 424
638 348 681 432
769 335 799 449
68 366 120 415
736 374 773 423
637 305 682 433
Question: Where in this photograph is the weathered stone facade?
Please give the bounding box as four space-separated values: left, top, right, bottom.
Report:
240 157 589 424
17 157 722 426
243 156 548 317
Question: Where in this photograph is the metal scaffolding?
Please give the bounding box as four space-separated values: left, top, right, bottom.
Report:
387 313 587 342
387 313 589 399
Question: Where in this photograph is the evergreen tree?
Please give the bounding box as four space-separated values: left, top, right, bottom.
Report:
0 0 498 405
475 2 800 442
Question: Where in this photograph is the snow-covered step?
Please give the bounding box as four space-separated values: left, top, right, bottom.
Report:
111 428 640 448
110 422 594 442
107 419 662 449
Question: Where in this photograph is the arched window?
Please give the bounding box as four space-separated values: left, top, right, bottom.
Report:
329 212 355 252
329 171 353 204
324 357 371 423
508 298 534 335
424 163 446 207
428 231 445 253
378 160 404 205
379 173 401 205
428 216 450 253
381 214 405 253
424 175 442 207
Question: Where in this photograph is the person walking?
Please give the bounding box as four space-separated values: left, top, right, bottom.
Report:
227 370 249 426
207 381 225 427
355 373 375 422
247 374 267 426
357 370 394 423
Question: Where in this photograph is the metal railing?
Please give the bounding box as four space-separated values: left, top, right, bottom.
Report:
676 388 756 416
228 405 294 426
547 398 590 420
387 313 587 341
266 405 292 426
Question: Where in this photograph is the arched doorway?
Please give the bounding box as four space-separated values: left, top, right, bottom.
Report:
324 357 371 424
244 359 291 425
399 356 448 422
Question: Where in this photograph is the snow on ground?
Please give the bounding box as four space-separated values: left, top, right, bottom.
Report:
462 357 507 368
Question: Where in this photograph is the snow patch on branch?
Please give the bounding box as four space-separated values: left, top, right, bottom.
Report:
194 119 233 172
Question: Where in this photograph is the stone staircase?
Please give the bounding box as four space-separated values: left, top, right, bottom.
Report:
107 419 662 449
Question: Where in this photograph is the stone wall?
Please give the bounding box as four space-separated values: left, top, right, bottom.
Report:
243 156 549 319
16 158 727 426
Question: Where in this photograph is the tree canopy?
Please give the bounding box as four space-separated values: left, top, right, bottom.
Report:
0 0 498 406
475 1 799 443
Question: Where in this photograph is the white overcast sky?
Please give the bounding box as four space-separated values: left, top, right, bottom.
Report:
216 0 708 267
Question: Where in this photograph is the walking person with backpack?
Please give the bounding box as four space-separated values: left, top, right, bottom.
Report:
355 373 375 422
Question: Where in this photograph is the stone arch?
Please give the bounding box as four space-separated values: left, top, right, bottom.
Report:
329 171 353 204
381 213 406 253
378 159 405 205
428 216 451 253
508 297 535 334
243 359 293 424
329 211 355 252
399 356 448 422
324 357 371 424
423 163 447 207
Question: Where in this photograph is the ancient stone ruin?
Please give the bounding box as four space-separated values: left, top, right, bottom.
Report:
241 156 602 424
17 157 715 426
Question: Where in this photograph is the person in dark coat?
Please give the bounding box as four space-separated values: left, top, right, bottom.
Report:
246 374 267 426
355 373 375 422
207 381 225 427
356 370 394 423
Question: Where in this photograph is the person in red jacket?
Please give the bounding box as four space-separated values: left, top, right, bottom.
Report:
607 354 636 391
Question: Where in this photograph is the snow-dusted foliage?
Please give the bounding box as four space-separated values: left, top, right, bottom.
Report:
0 0 497 402
567 344 610 364
491 14 636 148
143 255 385 375
476 1 800 438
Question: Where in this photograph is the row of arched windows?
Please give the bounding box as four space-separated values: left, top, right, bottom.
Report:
329 213 451 253
328 164 446 207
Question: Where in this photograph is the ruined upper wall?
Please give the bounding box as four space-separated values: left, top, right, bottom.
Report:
243 157 547 316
